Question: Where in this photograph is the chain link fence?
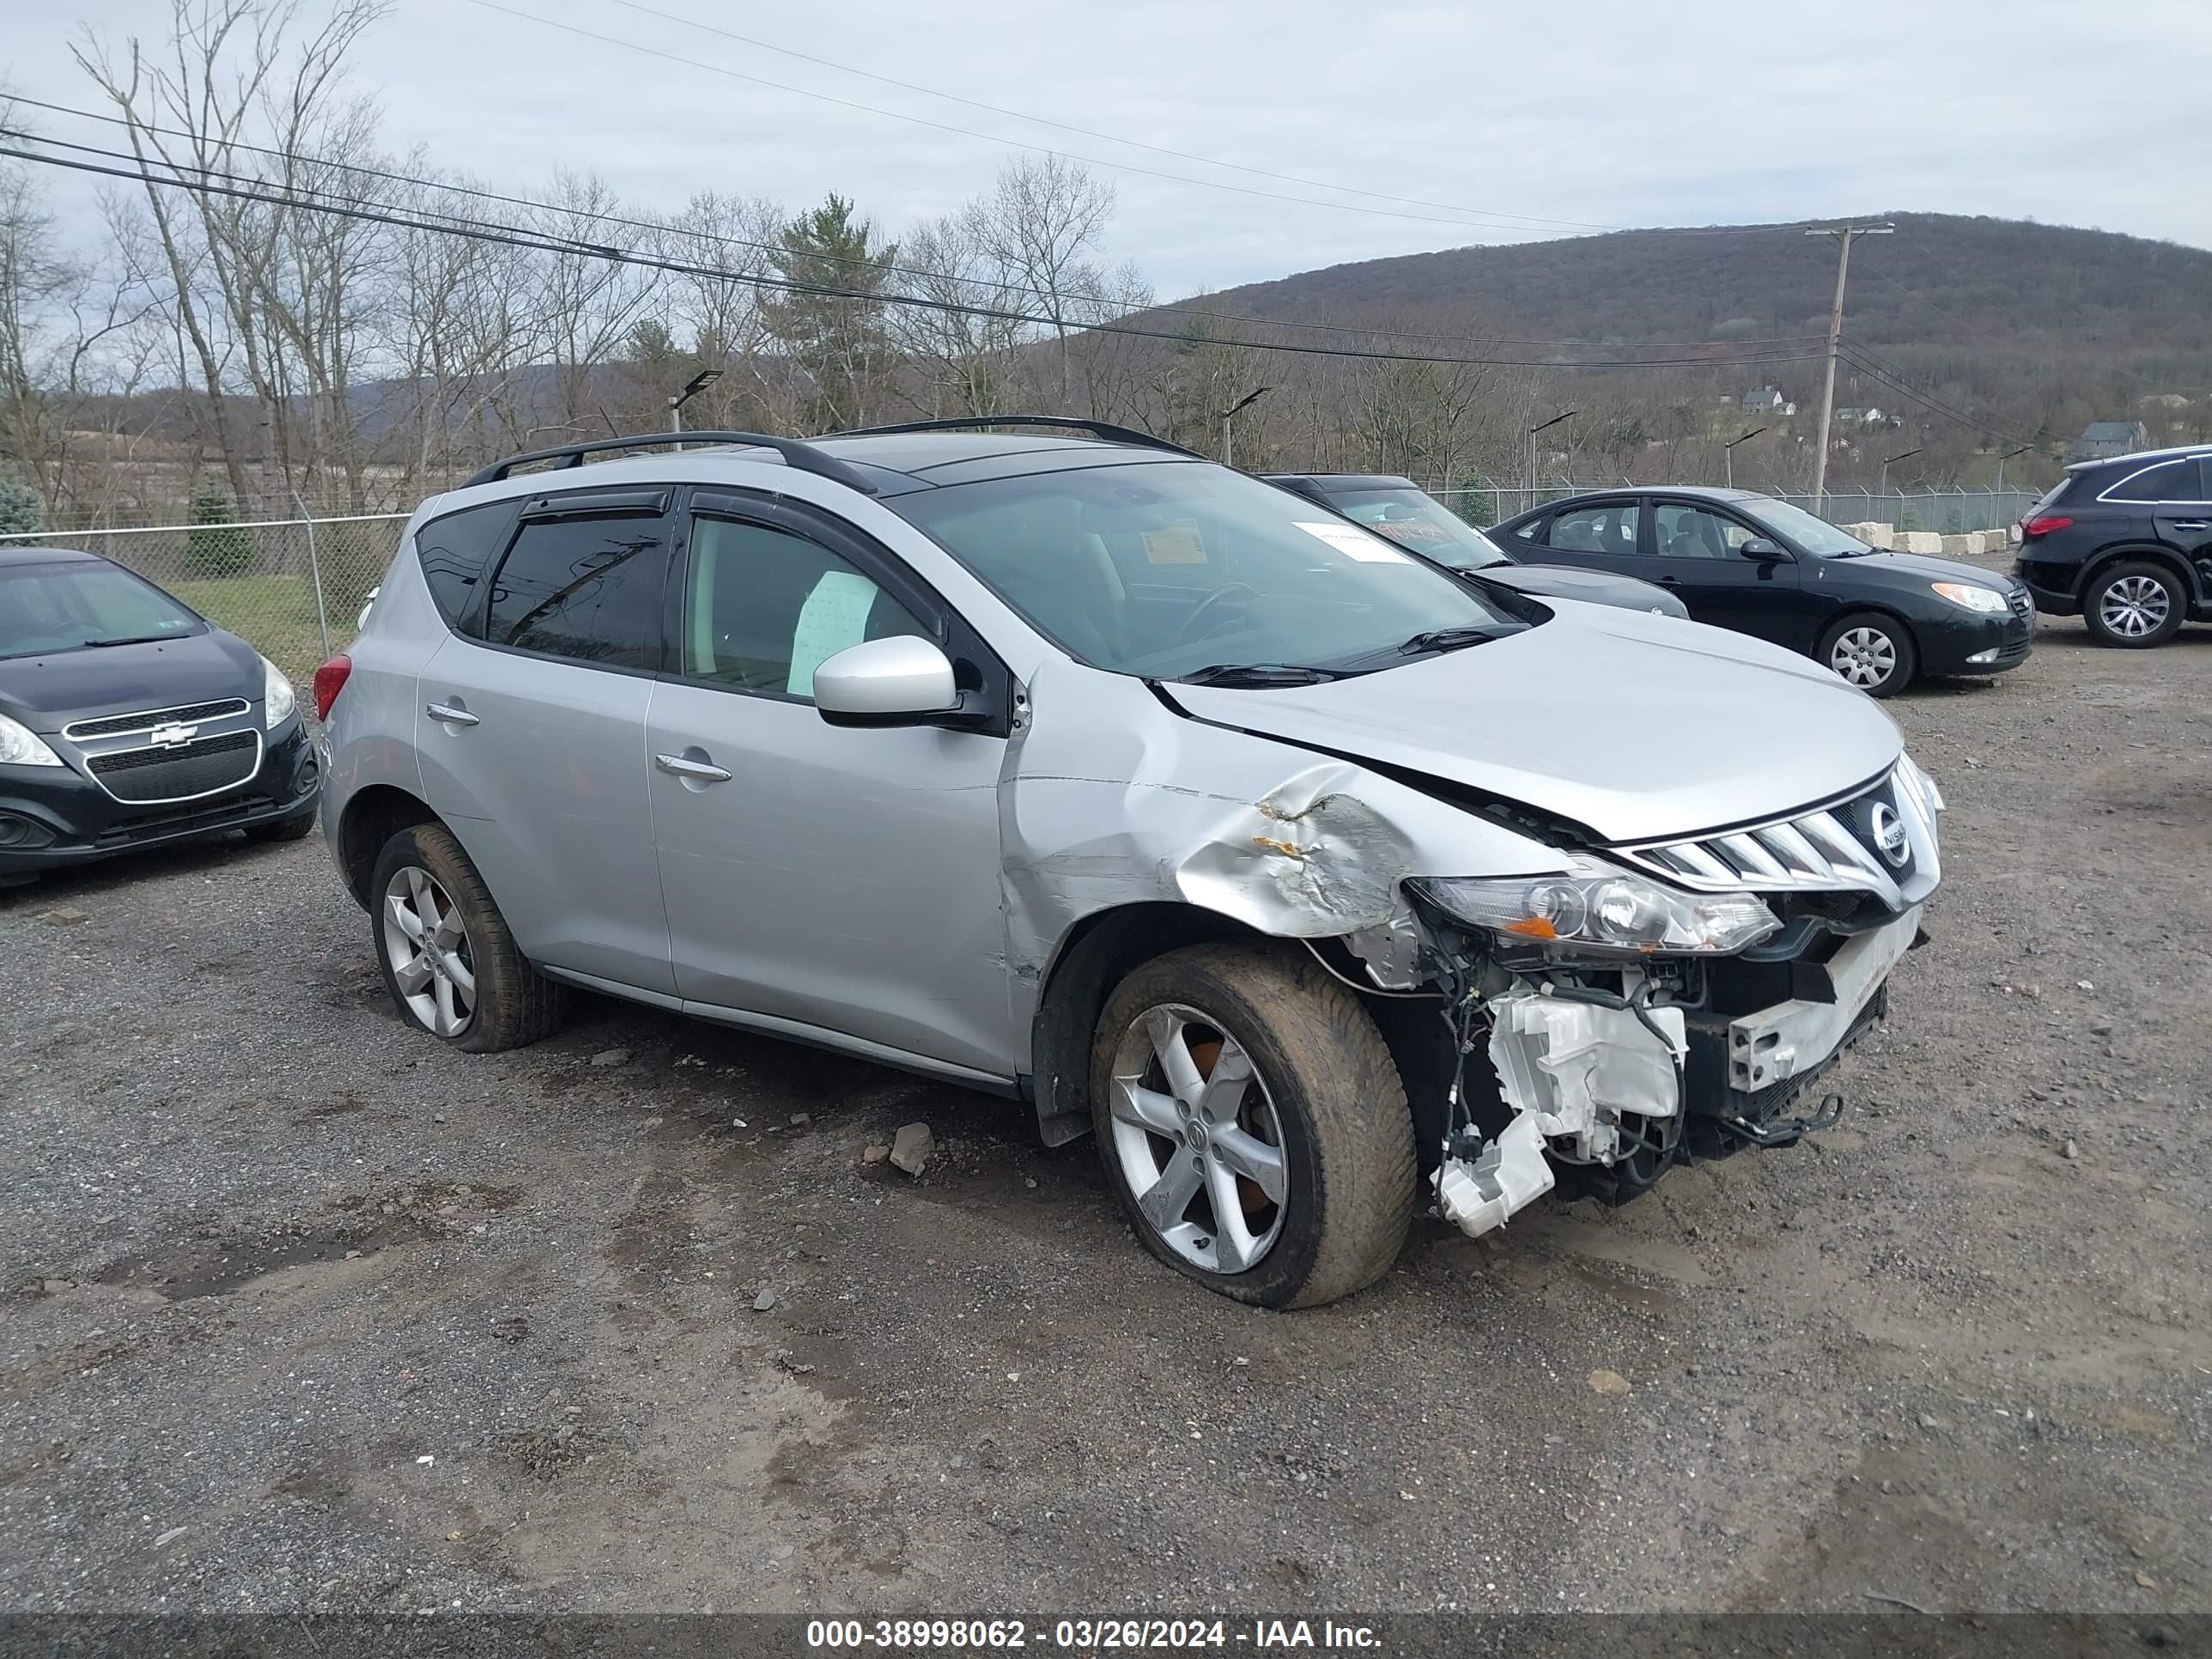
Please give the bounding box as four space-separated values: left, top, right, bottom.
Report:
0 514 406 686
1426 486 2039 535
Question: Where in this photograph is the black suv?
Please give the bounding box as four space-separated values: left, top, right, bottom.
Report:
2012 445 2212 647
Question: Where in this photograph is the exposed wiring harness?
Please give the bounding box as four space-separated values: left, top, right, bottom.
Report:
1299 937 1443 1000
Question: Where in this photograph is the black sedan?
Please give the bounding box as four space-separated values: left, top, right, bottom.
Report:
1491 487 2035 696
0 545 321 884
1265 474 1690 617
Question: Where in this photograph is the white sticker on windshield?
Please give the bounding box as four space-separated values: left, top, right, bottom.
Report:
1292 520 1413 564
787 570 881 696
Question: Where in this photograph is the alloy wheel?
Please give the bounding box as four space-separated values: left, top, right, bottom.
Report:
1108 1004 1288 1274
2099 574 2171 639
1829 626 1898 689
381 864 477 1037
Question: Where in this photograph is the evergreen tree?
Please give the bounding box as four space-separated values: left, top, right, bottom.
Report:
762 196 896 432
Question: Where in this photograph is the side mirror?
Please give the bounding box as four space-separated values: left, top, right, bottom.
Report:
813 635 963 728
1740 537 1790 562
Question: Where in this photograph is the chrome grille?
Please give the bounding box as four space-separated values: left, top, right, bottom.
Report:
85 729 261 804
1615 762 1942 911
64 698 250 741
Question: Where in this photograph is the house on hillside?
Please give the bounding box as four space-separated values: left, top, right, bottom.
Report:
1741 386 1785 413
2067 420 2150 462
1832 407 1887 427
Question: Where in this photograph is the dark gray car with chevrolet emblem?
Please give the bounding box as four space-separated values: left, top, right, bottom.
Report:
0 545 320 884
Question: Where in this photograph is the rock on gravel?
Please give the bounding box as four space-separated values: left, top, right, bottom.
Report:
890 1122 935 1176
589 1048 631 1068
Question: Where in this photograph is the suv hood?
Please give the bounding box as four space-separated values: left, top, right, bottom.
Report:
1163 608 1899 844
0 629 257 731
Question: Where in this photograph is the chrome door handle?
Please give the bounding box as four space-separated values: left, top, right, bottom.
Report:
2170 519 2210 531
654 752 732 783
425 702 479 726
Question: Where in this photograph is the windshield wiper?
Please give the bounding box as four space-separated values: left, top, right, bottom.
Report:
80 634 177 648
1396 625 1513 654
1172 662 1339 687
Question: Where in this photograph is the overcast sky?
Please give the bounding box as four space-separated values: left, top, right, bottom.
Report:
11 0 2212 295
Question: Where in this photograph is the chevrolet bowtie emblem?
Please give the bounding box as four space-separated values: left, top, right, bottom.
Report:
148 721 198 749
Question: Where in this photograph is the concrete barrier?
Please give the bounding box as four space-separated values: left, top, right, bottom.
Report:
1899 531 1945 555
1941 534 1978 557
1840 520 1893 550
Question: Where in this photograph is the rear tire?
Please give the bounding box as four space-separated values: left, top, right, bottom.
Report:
368 823 565 1053
2083 560 2185 647
1089 943 1415 1309
1819 611 1917 697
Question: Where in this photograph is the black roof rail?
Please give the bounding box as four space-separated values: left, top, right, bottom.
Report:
825 415 1202 459
464 430 880 494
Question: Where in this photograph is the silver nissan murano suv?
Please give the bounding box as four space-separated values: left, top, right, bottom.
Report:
319 419 1943 1308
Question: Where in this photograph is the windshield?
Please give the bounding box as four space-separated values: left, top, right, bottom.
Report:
1741 498 1872 558
887 462 1524 680
1318 486 1509 570
0 560 204 660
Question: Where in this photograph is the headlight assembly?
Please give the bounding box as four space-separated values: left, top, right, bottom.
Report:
1416 861 1780 957
263 656 297 727
1930 580 2008 614
0 713 64 768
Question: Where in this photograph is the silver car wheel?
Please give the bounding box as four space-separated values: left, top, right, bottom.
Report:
2099 574 2170 638
1108 1003 1288 1275
381 864 477 1037
1829 625 1898 689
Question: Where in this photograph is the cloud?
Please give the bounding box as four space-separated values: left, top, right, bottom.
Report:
13 0 2210 295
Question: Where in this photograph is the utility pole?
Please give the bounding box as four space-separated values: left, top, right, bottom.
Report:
1807 222 1893 513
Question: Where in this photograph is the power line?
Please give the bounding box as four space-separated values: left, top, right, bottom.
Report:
4 95 1825 356
597 0 1634 237
0 134 1832 374
1835 343 2046 447
464 0 1796 244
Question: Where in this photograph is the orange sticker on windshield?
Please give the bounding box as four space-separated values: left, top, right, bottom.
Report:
1141 521 1207 564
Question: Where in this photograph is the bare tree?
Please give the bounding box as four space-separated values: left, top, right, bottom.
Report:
978 156 1115 410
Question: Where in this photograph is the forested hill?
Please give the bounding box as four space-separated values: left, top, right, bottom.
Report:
1174 213 2212 356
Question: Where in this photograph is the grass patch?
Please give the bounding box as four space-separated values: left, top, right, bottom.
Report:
171 574 338 685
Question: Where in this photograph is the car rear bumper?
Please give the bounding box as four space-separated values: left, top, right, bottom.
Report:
0 720 321 873
2014 556 2081 615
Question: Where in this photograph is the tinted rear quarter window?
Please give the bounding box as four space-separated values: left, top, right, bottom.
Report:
483 513 670 670
416 501 517 629
2103 459 2208 503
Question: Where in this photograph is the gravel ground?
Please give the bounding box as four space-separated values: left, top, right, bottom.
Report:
3 611 2209 1620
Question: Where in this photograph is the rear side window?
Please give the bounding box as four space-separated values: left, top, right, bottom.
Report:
1547 502 1640 556
483 513 671 670
681 517 930 700
415 501 514 629
2105 459 2208 503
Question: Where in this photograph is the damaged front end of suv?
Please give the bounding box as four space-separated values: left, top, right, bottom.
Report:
1364 753 1942 1235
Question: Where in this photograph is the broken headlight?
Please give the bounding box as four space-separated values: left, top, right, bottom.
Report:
1416 860 1780 957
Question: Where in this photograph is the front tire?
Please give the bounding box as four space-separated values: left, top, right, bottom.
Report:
1820 612 1917 697
246 803 319 843
368 823 565 1053
2083 561 2185 647
1089 943 1415 1309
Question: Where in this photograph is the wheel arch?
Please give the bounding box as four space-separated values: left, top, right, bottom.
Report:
2081 542 2196 601
1819 604 1922 677
336 783 441 909
1025 902 1267 1146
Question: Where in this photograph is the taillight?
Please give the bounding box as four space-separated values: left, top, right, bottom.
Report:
312 653 352 721
2021 515 2073 538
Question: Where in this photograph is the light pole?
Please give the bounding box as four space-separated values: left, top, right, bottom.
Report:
1526 409 1576 501
1806 222 1895 513
1723 426 1766 490
1216 386 1270 468
1995 444 2031 495
1878 446 1922 500
668 368 724 448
